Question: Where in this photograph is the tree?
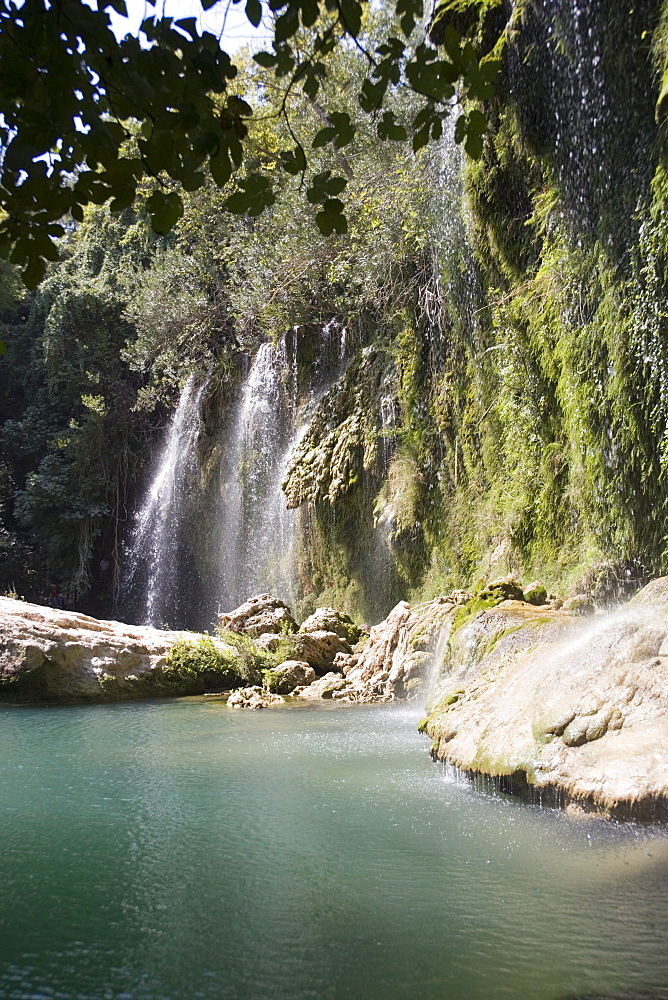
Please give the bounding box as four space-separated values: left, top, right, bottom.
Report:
0 0 499 287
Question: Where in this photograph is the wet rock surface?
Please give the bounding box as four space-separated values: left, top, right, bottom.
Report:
422 579 668 821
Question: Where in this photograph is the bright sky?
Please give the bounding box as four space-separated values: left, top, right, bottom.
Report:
107 0 270 51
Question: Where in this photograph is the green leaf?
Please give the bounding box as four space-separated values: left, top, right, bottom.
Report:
246 0 262 27
313 126 337 148
146 190 184 234
339 0 362 37
395 0 422 37
315 206 347 235
253 49 277 68
378 111 407 141
465 131 484 159
22 255 47 290
225 174 276 216
210 146 232 187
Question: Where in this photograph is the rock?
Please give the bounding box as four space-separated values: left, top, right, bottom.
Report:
523 580 548 606
0 596 236 703
422 578 668 821
297 672 348 699
263 660 315 694
217 594 297 637
561 593 595 615
254 633 281 652
480 578 525 602
335 597 456 703
300 607 361 644
227 686 285 709
334 651 358 673
289 630 352 672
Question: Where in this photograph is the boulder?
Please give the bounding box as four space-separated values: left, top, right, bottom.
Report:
263 660 315 694
299 607 361 644
523 580 548 606
227 686 285 709
479 578 525 603
297 672 348 700
562 593 595 615
289 630 352 672
0 596 236 702
217 594 297 637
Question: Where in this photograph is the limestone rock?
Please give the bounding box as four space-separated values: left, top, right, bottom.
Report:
289 630 352 672
227 686 285 709
217 594 297 638
300 607 361 644
324 596 456 704
523 580 548 606
297 672 348 699
422 579 668 821
0 596 234 702
254 633 281 652
263 660 315 694
561 593 595 615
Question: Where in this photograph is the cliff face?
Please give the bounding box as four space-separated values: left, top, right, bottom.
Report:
273 0 668 620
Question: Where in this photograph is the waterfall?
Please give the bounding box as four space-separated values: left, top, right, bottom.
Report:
216 337 300 610
216 325 348 614
121 374 206 627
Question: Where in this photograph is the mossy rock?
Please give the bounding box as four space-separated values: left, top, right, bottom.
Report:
523 581 547 606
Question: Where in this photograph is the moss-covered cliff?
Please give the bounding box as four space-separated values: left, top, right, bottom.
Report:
278 0 668 618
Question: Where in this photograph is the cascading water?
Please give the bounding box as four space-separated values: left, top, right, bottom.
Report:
216 324 347 614
216 337 300 610
121 374 207 627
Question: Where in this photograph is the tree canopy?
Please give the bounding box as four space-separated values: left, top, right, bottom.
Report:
0 0 499 286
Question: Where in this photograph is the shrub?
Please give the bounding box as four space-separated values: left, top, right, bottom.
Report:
163 636 240 692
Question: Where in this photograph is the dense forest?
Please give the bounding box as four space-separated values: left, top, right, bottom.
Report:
2 0 668 627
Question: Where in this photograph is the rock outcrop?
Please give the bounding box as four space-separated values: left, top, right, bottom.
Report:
295 596 456 703
288 630 352 672
299 607 361 644
421 580 668 821
217 594 297 637
0 597 236 702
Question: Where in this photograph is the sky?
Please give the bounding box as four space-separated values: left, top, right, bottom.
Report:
107 0 270 51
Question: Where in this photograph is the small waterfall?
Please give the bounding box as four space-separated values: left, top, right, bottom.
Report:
121 375 207 627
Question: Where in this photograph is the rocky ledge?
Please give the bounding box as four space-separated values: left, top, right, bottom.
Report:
421 577 668 822
0 597 234 702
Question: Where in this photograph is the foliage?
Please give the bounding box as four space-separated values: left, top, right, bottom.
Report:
0 0 499 288
164 635 240 689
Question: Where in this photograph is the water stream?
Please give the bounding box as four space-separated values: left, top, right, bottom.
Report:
121 375 207 627
216 336 301 612
1 699 666 1000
